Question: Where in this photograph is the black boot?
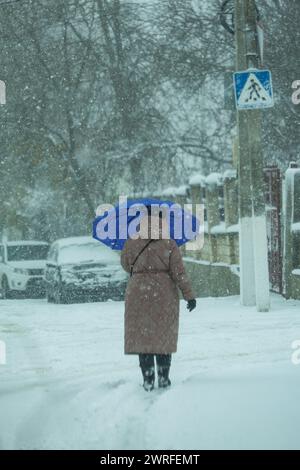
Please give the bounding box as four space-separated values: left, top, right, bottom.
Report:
139 354 155 392
141 365 155 391
156 354 172 388
157 365 171 388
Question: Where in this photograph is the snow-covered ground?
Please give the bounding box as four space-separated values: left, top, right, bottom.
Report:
1 294 300 450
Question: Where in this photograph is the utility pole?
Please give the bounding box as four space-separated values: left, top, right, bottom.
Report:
235 0 256 307
235 0 270 311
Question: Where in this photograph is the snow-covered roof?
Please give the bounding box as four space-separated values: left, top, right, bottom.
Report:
174 185 188 196
223 169 237 179
189 174 206 186
205 172 223 186
161 187 177 197
5 240 49 246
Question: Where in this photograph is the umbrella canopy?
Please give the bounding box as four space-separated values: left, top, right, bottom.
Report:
92 198 201 251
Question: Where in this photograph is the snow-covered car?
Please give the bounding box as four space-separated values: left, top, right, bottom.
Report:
0 240 49 299
45 236 128 303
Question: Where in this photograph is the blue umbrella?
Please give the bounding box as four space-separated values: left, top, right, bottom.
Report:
92 198 201 250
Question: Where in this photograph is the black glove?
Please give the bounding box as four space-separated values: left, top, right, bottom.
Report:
187 299 196 312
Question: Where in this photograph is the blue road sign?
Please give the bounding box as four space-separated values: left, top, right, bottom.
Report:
233 69 274 110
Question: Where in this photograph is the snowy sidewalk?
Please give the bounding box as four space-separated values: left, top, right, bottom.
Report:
0 294 300 449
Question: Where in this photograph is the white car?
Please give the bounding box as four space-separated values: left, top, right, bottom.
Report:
0 241 49 299
45 236 128 303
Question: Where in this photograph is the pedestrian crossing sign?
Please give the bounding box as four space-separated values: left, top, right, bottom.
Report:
233 69 274 110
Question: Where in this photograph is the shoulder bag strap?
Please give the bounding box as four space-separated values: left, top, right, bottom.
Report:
130 239 155 277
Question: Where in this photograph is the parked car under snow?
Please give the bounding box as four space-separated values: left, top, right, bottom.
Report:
0 240 49 298
45 236 128 303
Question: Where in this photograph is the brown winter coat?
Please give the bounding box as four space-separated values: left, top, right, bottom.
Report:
120 215 195 354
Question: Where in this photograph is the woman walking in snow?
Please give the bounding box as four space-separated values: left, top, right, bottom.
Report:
120 206 196 391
